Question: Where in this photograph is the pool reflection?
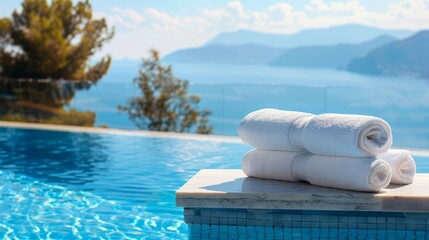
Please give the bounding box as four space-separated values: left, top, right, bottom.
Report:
0 127 109 186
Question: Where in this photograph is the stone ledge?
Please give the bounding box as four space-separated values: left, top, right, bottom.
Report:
176 169 429 212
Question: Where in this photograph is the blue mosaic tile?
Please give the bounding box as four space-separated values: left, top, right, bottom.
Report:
301 214 311 222
320 222 330 228
237 225 246 237
201 216 210 224
291 214 302 221
339 223 347 228
329 215 339 222
367 223 377 230
310 222 320 228
219 217 228 225
228 211 237 219
210 217 219 225
237 211 246 219
396 217 407 224
186 208 429 239
376 223 386 230
367 216 377 223
397 223 407 230
282 221 292 228
228 218 237 225
329 222 339 228
282 214 291 221
236 218 246 226
246 219 257 226
273 219 282 227
310 214 320 222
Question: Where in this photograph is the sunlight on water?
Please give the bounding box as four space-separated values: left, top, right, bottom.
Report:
0 127 250 239
0 170 187 239
0 127 428 239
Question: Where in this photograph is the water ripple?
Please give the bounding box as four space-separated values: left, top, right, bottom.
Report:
0 127 251 238
0 170 188 239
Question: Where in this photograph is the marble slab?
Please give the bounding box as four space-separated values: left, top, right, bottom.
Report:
176 169 429 212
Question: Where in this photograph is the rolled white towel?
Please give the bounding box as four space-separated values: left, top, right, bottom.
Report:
378 149 416 184
301 113 392 157
242 149 392 192
241 149 301 182
238 109 392 157
238 109 313 152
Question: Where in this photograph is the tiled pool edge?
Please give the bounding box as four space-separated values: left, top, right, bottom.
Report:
185 208 429 239
177 170 429 239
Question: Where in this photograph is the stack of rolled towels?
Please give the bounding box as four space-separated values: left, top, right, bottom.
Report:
238 109 416 192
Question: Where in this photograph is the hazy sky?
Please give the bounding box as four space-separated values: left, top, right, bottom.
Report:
1 0 429 59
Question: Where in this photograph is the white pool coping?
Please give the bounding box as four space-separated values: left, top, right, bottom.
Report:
177 169 429 212
1 121 429 156
0 121 242 143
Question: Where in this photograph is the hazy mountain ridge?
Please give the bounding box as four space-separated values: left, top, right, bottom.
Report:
208 24 412 48
162 24 429 79
347 31 429 79
270 35 397 69
163 24 414 67
163 44 284 64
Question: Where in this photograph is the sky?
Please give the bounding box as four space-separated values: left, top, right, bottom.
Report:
1 0 429 59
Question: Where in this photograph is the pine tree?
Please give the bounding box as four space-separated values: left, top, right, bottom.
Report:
118 50 213 134
0 0 114 126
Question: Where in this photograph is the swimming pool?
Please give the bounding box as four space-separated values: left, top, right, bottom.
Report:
0 126 428 239
0 126 250 239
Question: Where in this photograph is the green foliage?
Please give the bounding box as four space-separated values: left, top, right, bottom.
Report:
97 123 109 128
0 0 114 81
0 108 96 126
0 0 114 126
46 109 96 126
118 50 213 134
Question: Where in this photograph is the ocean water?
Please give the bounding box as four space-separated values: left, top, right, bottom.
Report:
74 63 429 149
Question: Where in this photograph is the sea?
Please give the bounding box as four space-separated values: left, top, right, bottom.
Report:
74 62 429 149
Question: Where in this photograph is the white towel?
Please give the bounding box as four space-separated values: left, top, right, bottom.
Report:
242 149 392 192
241 149 301 182
238 109 313 152
378 149 416 184
238 109 392 157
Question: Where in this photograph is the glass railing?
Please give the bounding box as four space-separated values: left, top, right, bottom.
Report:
190 84 429 149
1 77 429 149
73 82 429 149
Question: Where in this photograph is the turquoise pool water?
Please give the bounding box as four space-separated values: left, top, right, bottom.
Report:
0 127 428 239
0 127 250 239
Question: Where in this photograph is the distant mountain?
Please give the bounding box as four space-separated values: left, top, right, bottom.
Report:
163 24 414 66
208 24 412 48
270 35 396 69
163 44 284 64
347 31 429 79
